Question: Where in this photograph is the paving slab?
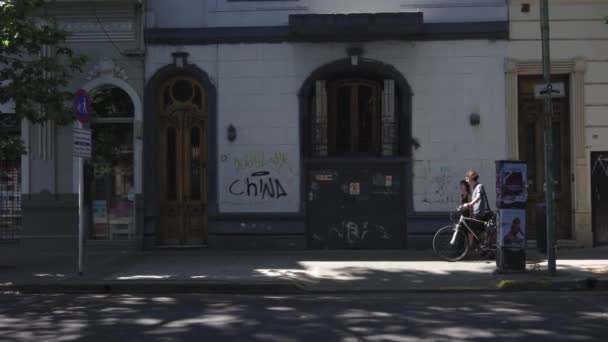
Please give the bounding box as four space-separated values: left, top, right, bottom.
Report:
1 248 607 294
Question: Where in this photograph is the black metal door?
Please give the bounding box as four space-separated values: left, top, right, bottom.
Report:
307 163 406 249
592 152 608 245
0 158 21 241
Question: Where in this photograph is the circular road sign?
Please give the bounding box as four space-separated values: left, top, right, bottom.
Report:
74 89 91 123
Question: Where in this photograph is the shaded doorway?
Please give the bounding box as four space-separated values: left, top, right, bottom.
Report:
302 59 412 250
592 152 608 245
518 75 572 240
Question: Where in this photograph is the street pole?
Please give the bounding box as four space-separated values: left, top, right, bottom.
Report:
540 0 556 275
78 154 84 276
76 120 85 277
73 89 91 277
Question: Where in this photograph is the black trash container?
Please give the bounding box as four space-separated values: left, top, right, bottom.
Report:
536 203 547 253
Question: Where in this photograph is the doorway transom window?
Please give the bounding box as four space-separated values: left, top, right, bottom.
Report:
311 78 397 157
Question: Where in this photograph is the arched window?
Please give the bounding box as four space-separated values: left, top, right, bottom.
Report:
87 86 135 240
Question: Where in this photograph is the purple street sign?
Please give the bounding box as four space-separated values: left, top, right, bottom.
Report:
74 89 91 123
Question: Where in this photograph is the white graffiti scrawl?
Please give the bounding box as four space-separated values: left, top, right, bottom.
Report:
592 155 608 177
326 220 389 246
421 166 460 210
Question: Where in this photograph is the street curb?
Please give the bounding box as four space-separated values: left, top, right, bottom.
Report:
7 281 304 295
2 277 607 295
496 277 608 291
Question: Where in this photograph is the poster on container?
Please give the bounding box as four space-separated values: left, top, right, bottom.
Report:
499 208 526 250
496 161 527 208
108 201 134 225
92 200 107 224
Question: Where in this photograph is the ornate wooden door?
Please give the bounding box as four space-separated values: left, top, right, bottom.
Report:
159 76 207 246
518 76 572 240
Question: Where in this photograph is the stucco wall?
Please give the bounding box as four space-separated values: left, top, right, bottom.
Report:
507 0 608 246
147 39 507 213
509 0 608 149
19 1 145 252
24 3 144 195
146 0 508 28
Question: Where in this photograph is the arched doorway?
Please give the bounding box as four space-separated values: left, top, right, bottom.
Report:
300 58 413 249
157 76 208 246
143 61 217 249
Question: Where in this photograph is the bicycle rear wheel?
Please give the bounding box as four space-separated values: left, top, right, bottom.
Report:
433 225 469 262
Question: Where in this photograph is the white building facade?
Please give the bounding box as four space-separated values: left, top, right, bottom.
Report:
143 0 509 249
13 0 606 252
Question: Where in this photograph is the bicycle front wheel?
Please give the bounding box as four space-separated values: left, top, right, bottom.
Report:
433 225 469 262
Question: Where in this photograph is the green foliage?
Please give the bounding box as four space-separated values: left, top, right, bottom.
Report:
0 134 26 160
90 86 134 118
91 123 132 177
1 0 87 123
0 0 87 156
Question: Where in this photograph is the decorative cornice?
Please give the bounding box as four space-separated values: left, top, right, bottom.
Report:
514 60 576 75
62 20 133 33
61 19 136 42
574 58 587 73
401 0 505 9
36 1 138 17
172 52 190 68
146 21 509 45
86 58 128 81
506 59 586 75
505 58 518 73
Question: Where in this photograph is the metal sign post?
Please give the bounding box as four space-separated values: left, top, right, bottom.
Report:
78 152 84 276
540 0 557 275
73 89 91 276
73 127 91 276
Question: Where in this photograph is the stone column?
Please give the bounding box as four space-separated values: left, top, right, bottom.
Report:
571 58 593 246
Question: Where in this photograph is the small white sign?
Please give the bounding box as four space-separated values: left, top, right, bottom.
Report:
316 174 334 181
92 200 107 224
73 128 92 158
385 175 393 187
534 82 565 99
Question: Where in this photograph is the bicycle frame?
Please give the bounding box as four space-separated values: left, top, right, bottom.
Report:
449 213 485 246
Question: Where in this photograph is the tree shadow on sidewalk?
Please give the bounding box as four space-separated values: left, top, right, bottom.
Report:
3 248 606 289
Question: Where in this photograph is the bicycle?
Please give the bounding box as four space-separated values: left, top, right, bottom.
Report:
432 208 497 262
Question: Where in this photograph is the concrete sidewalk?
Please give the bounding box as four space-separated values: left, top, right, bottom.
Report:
2 247 607 294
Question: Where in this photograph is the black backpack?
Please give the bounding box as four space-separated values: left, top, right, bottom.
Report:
478 184 495 222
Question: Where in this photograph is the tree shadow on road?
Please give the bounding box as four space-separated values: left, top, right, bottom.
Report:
0 291 606 342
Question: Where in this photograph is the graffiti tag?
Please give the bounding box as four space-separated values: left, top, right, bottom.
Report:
229 171 288 200
325 220 389 246
234 151 293 174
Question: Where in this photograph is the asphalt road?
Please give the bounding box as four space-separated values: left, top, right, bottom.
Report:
0 292 606 342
